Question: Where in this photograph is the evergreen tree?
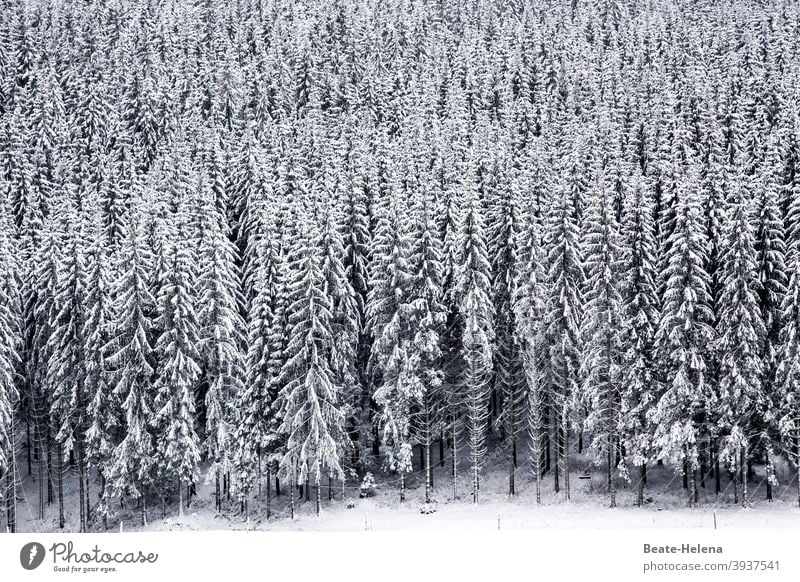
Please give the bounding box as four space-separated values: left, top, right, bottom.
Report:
278 207 346 515
652 163 714 507
716 171 765 508
152 195 203 517
581 169 625 507
619 170 659 506
455 165 494 504
367 191 417 502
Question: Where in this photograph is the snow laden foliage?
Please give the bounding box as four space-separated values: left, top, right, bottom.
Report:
5 0 800 530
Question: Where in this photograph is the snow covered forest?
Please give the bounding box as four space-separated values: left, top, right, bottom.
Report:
2 0 800 533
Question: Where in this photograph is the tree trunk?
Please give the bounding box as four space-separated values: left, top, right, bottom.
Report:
26 418 31 477
452 420 458 500
562 406 570 500
315 478 321 516
797 433 800 507
290 467 296 519
741 443 748 508
439 436 445 467
6 420 16 532
766 448 773 502
57 448 64 528
266 466 272 519
100 474 107 531
77 445 86 532
636 463 645 507
425 430 432 504
554 420 560 494
179 480 184 517
37 429 44 519
215 470 221 511
47 434 53 505
608 434 616 508
141 495 147 527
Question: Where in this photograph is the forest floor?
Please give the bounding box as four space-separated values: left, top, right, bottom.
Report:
12 445 800 533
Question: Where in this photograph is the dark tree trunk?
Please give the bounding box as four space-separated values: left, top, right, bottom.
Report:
57 447 64 529
636 463 645 507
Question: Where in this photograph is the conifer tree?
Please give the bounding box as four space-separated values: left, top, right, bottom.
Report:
652 163 714 507
278 207 346 515
455 165 494 504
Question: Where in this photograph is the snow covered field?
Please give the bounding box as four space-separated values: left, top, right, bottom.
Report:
13 452 800 533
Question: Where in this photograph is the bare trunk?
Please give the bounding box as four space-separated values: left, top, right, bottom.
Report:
77 446 86 532
424 400 432 503
797 433 800 507
290 466 296 519
266 466 272 519
741 443 748 508
452 419 458 500
636 463 645 507
57 447 64 528
6 420 16 532
562 406 570 500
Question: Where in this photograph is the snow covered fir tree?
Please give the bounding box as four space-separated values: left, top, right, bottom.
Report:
3 0 800 532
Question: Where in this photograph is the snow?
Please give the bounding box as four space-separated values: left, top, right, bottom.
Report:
14 450 800 533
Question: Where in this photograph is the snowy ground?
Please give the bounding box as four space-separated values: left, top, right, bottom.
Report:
12 447 800 533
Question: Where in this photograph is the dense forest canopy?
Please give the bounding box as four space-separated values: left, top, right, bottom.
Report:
1 0 800 532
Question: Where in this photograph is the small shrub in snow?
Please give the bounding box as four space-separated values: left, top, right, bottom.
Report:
419 503 437 515
359 473 377 498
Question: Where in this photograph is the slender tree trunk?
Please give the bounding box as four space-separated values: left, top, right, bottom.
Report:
439 436 445 467
608 433 616 508
215 469 221 511
554 418 560 494
636 463 645 507
141 495 147 527
425 424 432 504
290 467 296 519
315 472 321 516
400 472 405 503
562 405 570 500
179 480 184 517
37 428 44 519
531 417 542 505
797 433 800 507
26 418 31 477
266 466 272 519
766 448 773 502
741 443 748 508
544 404 551 475
328 474 333 502
77 446 86 532
100 474 107 531
85 472 91 526
275 472 280 497
472 446 479 504
57 448 64 528
47 434 53 505
452 419 458 500
6 420 16 532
